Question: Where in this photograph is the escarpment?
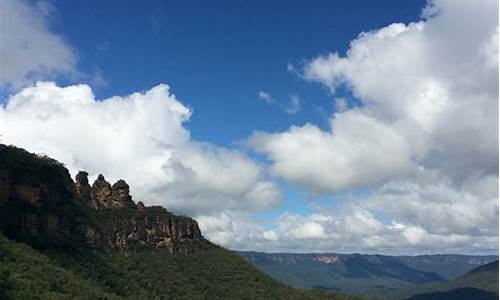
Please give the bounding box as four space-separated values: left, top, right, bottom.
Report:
75 171 206 254
0 144 210 255
0 145 89 249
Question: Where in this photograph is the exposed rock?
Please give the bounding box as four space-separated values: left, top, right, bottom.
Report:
0 144 211 255
92 174 112 208
0 169 10 205
96 206 206 255
89 175 137 209
75 171 97 209
0 144 90 249
13 185 42 206
110 179 137 209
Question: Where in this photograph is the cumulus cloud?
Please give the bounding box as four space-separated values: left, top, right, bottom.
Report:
223 192 497 254
364 172 499 238
0 82 281 218
246 0 498 253
196 210 273 249
250 109 412 192
0 0 77 89
256 0 498 193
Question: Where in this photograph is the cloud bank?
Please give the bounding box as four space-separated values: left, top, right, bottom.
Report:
246 0 498 253
0 82 281 218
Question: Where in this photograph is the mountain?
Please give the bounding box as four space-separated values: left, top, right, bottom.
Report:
0 144 359 300
390 260 499 300
238 251 498 295
397 254 498 280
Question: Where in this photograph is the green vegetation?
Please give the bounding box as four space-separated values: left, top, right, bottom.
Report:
239 251 499 298
369 260 499 300
238 252 445 294
0 233 117 299
0 233 361 300
396 255 498 280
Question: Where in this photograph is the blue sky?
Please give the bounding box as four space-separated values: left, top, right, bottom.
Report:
1 0 497 254
56 0 423 223
52 0 423 227
52 0 425 145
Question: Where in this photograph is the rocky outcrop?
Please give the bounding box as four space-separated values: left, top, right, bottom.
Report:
75 171 96 209
76 172 136 209
95 206 206 255
92 174 112 207
110 179 137 209
75 173 205 254
0 144 210 255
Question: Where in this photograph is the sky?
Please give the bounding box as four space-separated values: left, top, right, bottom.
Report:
0 0 498 255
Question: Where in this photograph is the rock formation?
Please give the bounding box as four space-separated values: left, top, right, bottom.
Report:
137 201 145 211
76 172 137 209
0 144 210 255
92 174 112 207
96 206 205 255
110 179 137 209
74 172 205 254
75 171 96 209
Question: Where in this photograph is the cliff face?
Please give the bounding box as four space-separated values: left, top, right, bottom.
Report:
0 144 209 255
93 207 205 255
0 145 89 249
75 171 206 254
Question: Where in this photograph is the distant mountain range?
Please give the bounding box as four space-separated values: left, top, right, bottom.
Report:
382 260 499 300
238 251 498 296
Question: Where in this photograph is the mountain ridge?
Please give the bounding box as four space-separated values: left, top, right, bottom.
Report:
380 260 499 300
238 250 498 294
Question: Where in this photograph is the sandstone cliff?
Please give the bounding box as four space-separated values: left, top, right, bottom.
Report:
0 144 210 255
75 170 206 254
0 145 88 249
76 171 137 209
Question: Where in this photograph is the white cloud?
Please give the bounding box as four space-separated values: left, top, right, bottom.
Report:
251 0 498 200
284 94 301 114
0 0 77 89
0 82 281 216
365 172 499 238
245 0 498 253
223 196 497 254
262 230 279 241
289 221 327 240
258 91 274 104
258 91 301 114
334 97 348 113
196 210 273 249
250 109 411 193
